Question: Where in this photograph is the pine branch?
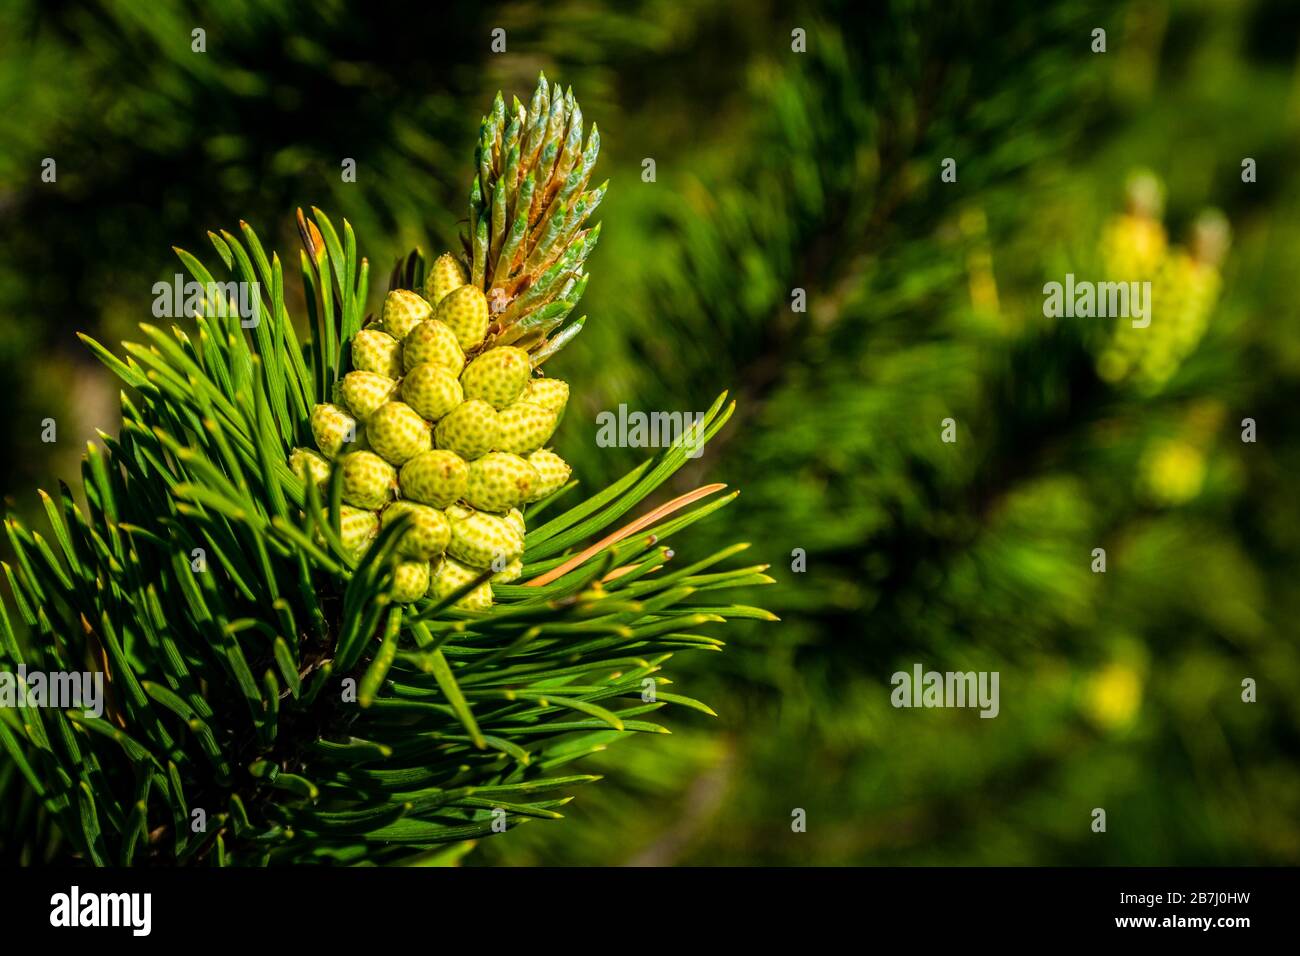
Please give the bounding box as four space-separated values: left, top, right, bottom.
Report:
0 80 770 866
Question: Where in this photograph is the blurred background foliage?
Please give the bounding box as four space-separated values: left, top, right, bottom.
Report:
2 0 1298 864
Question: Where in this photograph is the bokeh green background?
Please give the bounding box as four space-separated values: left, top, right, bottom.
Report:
2 0 1298 864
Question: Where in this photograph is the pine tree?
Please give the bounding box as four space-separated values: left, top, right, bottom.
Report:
0 77 770 866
